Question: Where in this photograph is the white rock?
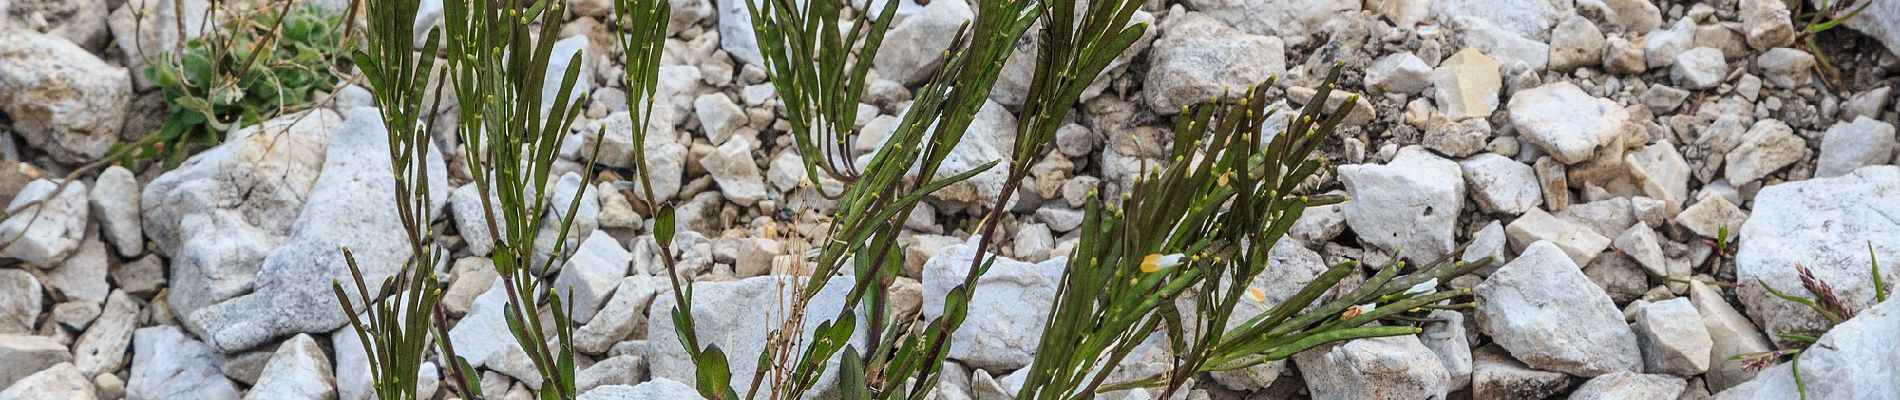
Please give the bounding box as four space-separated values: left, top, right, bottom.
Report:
1570 371 1687 399
1549 15 1607 71
1294 335 1451 400
73 290 136 378
1725 119 1806 185
1632 298 1713 376
2 0 111 51
1625 141 1691 213
574 276 670 354
694 93 748 145
1644 18 1696 68
1507 81 1633 164
1506 208 1612 267
569 110 682 170
143 111 339 319
1463 220 1509 268
1575 0 1662 34
1288 202 1346 248
1430 0 1557 39
1713 298 1900 399
578 378 704 400
1425 115 1493 158
1186 0 1356 46
0 27 128 161
1739 0 1795 49
1340 146 1463 263
1612 224 1668 276
0 334 68 388
243 334 334 400
1756 47 1815 89
873 0 972 85
575 354 645 393
1471 346 1573 399
1736 166 1900 338
127 326 239 400
184 107 449 353
0 179 87 267
921 237 1063 371
1455 17 1550 71
0 362 92 400
860 100 1017 205
1459 153 1541 215
649 275 863 398
1367 52 1433 94
450 282 547 386
543 35 591 115
700 138 769 206
1688 280 1772 392
1671 47 1729 89
1475 241 1642 376
0 270 39 335
334 326 438 400
1815 117 1896 178
1144 12 1284 115
717 0 763 65
1675 195 1748 239
1203 240 1326 390
89 166 141 257
1419 310 1473 391
46 233 107 304
556 232 632 324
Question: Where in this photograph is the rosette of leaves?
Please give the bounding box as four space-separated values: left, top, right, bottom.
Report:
131 3 344 168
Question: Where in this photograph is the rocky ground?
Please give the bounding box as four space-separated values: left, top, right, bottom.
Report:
2 0 1900 399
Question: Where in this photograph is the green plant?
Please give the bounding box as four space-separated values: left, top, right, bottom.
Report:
1740 244 1890 400
129 2 346 168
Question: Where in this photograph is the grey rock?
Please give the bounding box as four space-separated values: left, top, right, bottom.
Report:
73 290 136 378
0 362 92 400
1713 298 1900 399
1549 15 1607 71
0 28 131 163
693 93 748 145
921 237 1063 371
90 166 141 257
1736 166 1900 338
0 334 69 389
1575 0 1661 34
649 275 863 398
1204 240 1326 390
185 107 449 353
1475 241 1642 376
1429 0 1556 39
1756 48 1815 89
143 111 339 320
442 257 497 317
1294 335 1451 400
1507 81 1633 164
1340 146 1463 263
1425 118 1492 158
3 0 111 50
450 282 546 386
0 179 87 267
45 233 107 304
127 326 239 400
51 301 99 330
1815 117 1896 178
1570 371 1687 400
1831 0 1900 57
1459 153 1541 215
1612 224 1668 276
575 355 645 394
1144 12 1283 115
1675 196 1747 239
1671 47 1729 90
1186 0 1355 46
700 138 769 206
1583 253 1648 305
1644 18 1696 69
1418 311 1473 391
243 334 334 400
335 325 437 400
542 35 590 115
1633 298 1713 376
1288 202 1346 248
111 255 164 297
716 0 762 65
1740 0 1795 49
0 268 42 334
1625 141 1691 213
1453 16 1549 71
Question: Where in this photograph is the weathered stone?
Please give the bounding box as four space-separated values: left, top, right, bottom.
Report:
0 334 69 389
1341 146 1463 263
574 276 670 355
127 326 239 400
184 107 449 353
1294 335 1451 400
0 28 131 164
1144 12 1284 115
1713 298 1900 399
577 378 703 400
1433 48 1503 121
0 269 42 334
700 139 769 206
1570 371 1687 400
921 237 1063 371
1736 166 1900 338
1740 0 1795 49
555 232 632 324
1507 81 1633 164
1426 118 1492 158
1549 15 1607 71
1626 141 1691 213
1471 345 1573 399
1612 224 1668 276
1454 16 1549 70
1645 18 1695 69
1815 117 1896 178
1186 0 1356 46
90 166 141 257
1419 310 1473 391
1367 52 1433 94
73 290 135 378
0 179 87 267
1476 241 1642 376
1671 47 1729 90
650 275 863 398
243 334 334 400
1506 208 1612 267
1688 280 1772 392
1633 298 1713 376
1459 153 1541 215
1675 196 1747 239
1831 0 1900 57
874 0 972 85
0 362 92 400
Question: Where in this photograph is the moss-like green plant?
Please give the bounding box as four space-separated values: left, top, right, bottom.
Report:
130 2 345 168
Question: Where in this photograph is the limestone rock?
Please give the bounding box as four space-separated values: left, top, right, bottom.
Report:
1507 81 1633 164
1736 166 1900 338
0 362 93 400
1471 345 1573 399
1506 208 1612 267
1570 371 1687 400
1688 280 1772 392
1144 12 1284 115
1671 47 1729 89
1459 153 1541 215
873 0 972 85
649 275 863 398
0 179 88 267
577 378 703 400
1815 117 1895 178
1367 52 1432 94
242 334 334 400
0 27 132 163
1185 0 1356 46
73 290 136 378
1713 298 1900 399
0 334 69 389
1475 241 1642 376
127 326 239 400
1294 335 1451 400
89 166 142 257
555 232 632 324
1632 298 1713 376
1432 48 1503 121
921 237 1064 371
1340 146 1463 263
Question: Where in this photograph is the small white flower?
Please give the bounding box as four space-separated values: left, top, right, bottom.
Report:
1404 278 1439 296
